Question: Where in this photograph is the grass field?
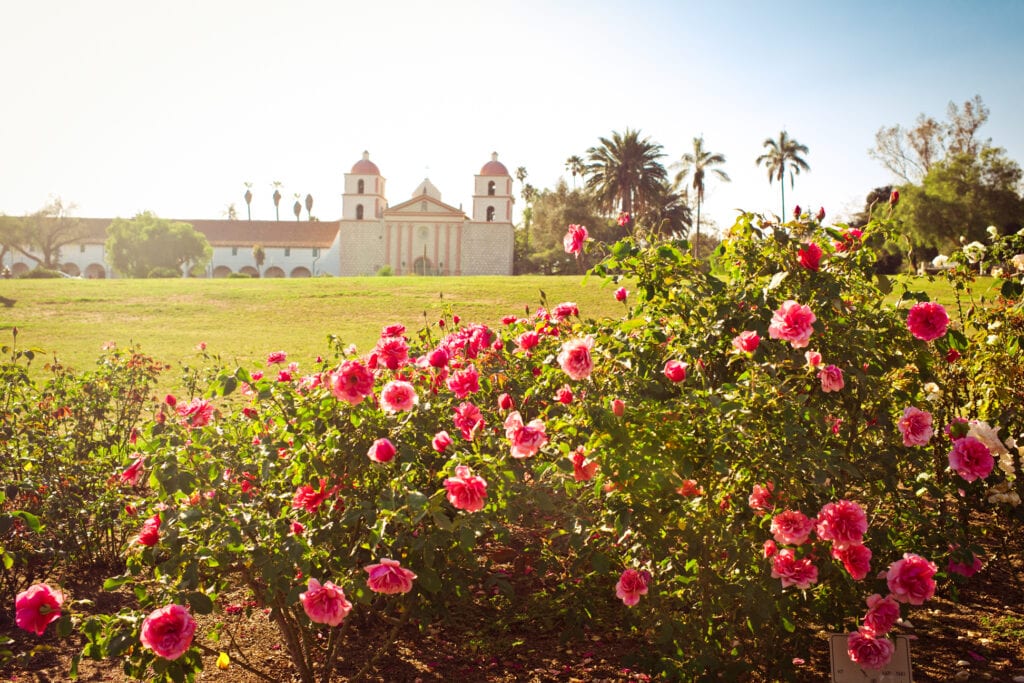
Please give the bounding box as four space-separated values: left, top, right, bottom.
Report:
0 276 623 383
0 273 999 389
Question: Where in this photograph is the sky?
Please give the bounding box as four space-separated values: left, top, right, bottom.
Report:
3 0 1023 233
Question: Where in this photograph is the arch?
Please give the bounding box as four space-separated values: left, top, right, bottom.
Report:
487 180 496 196
486 206 495 222
357 179 365 194
61 262 81 277
212 265 233 278
84 263 106 279
11 262 29 276
264 266 285 278
412 256 432 276
290 266 311 278
239 265 258 277
356 204 364 220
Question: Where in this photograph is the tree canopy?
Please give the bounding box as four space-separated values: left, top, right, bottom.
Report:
105 212 212 278
584 129 668 222
1 197 87 270
517 180 611 274
755 130 810 218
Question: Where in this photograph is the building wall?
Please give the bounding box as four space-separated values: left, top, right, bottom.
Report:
459 222 514 275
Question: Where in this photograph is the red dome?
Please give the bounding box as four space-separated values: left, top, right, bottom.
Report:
480 152 509 176
351 151 380 175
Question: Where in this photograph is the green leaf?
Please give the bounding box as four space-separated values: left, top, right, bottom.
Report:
188 592 214 615
1001 278 1023 298
948 329 968 352
766 271 788 291
12 510 41 532
103 575 132 591
780 616 796 633
590 552 610 573
431 510 453 532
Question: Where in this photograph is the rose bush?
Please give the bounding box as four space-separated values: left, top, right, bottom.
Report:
2 210 1020 681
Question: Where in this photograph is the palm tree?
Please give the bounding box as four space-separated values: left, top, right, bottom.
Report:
638 178 692 239
584 129 667 229
755 131 810 218
674 136 729 247
272 181 283 221
565 155 585 189
243 182 253 221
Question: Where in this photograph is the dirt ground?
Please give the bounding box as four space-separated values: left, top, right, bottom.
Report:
3 533 1023 683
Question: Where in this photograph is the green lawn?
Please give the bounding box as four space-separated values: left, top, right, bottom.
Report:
0 276 623 384
0 273 998 390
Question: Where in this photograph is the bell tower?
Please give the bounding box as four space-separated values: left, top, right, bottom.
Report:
472 152 513 223
342 151 386 221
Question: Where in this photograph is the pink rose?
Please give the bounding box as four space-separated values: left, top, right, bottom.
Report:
330 360 375 405
563 223 589 254
897 406 933 447
762 539 778 558
380 380 418 413
615 568 650 606
516 331 541 352
427 346 450 368
443 465 488 512
611 399 625 417
770 548 818 589
617 212 631 228
119 456 145 487
732 330 761 353
382 323 406 337
177 398 214 429
557 336 595 381
551 301 579 322
615 287 628 302
862 593 901 637
299 578 352 626
453 402 484 441
139 604 197 660
365 558 416 594
947 551 983 578
797 242 823 271
847 631 895 670
770 510 815 546
374 336 410 369
818 364 845 393
768 300 816 348
805 350 823 368
555 384 574 404
138 513 161 547
748 482 774 515
816 500 868 549
816 207 826 221
446 364 480 399
497 392 515 411
266 351 287 365
663 359 688 382
367 438 396 463
571 448 599 482
504 411 548 458
906 301 949 341
886 553 937 605
292 478 337 514
432 430 453 453
15 584 64 636
948 436 994 482
832 543 872 580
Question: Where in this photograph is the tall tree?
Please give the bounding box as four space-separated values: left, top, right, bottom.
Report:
526 180 611 274
674 136 729 247
584 129 668 228
8 197 87 269
870 95 992 184
637 178 692 239
305 194 314 220
252 244 266 277
244 182 253 221
755 130 810 218
272 181 283 221
105 212 212 278
565 155 585 188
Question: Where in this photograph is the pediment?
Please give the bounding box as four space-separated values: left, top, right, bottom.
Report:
385 193 465 218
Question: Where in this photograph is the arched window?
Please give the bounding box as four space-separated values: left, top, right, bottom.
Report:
486 206 495 222
356 204 364 220
487 180 496 196
357 179 365 194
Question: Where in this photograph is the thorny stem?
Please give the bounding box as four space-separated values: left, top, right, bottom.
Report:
349 607 410 683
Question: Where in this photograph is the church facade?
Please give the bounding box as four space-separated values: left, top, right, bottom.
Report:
5 152 516 278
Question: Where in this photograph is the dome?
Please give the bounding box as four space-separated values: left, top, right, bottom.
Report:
479 152 509 176
351 151 380 175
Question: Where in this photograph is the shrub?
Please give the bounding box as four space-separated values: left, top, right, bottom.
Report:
18 267 62 279
227 272 252 279
147 267 181 279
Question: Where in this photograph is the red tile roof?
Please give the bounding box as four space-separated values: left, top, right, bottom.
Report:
66 218 340 248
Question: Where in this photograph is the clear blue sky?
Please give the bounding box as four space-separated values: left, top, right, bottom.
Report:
2 0 1022 232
